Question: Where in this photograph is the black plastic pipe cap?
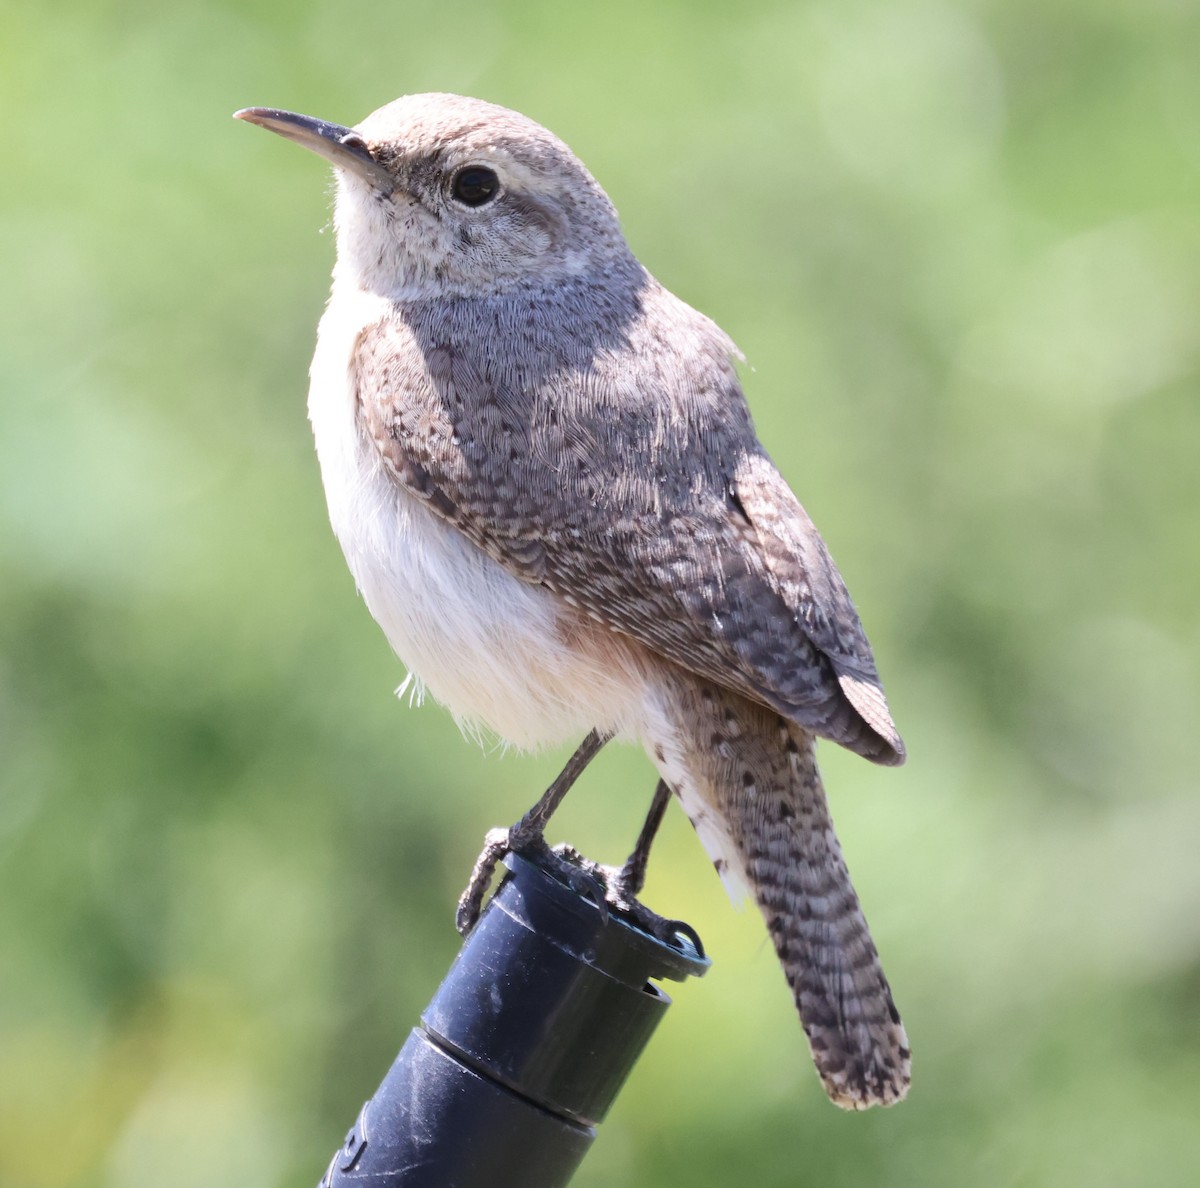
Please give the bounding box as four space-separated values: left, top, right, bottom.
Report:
320 853 709 1187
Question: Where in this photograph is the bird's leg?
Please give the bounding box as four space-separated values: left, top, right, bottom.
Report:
543 776 683 946
606 779 672 908
589 778 692 947
455 728 612 934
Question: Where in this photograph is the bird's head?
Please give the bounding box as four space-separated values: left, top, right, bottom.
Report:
236 93 632 301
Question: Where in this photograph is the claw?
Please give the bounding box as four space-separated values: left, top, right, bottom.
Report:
454 730 611 934
455 827 514 935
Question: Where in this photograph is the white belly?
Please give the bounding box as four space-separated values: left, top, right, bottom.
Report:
306 289 652 749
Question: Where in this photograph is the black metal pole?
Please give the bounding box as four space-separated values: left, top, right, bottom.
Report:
319 853 709 1187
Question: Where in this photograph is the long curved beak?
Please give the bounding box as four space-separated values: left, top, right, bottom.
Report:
234 107 395 190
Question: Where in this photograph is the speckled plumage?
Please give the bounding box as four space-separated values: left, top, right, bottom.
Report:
243 93 909 1107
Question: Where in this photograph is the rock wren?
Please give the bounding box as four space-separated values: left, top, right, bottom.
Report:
236 94 910 1109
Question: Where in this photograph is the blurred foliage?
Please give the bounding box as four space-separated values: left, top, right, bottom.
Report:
3 0 1200 1185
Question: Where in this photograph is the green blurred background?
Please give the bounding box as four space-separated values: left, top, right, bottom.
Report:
4 0 1199 1184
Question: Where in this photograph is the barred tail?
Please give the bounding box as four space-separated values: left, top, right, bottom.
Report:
646 677 910 1108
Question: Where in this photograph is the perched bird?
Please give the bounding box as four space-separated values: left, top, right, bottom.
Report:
236 94 910 1108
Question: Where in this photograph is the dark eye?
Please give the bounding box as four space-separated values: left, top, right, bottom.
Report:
451 166 499 207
